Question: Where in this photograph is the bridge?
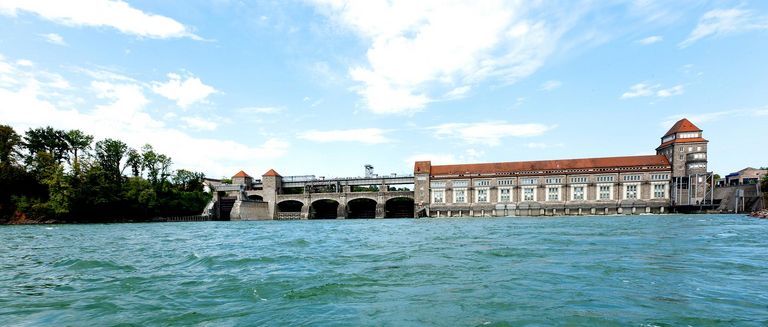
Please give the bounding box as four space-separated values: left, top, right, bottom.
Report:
209 170 420 220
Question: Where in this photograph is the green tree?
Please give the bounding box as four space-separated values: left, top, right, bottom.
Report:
173 169 205 192
0 125 21 165
125 148 143 177
64 129 93 175
95 138 128 184
22 127 69 165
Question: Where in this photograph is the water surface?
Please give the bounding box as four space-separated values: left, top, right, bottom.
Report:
1 214 767 326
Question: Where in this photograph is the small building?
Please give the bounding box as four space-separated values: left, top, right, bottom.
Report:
231 170 253 189
724 168 768 186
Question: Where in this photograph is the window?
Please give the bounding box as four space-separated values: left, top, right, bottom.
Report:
625 184 638 199
653 184 666 199
476 188 488 203
697 146 702 151
545 177 562 184
597 176 614 182
571 176 588 183
430 181 446 188
475 180 490 187
432 190 444 203
599 185 612 200
688 146 693 152
452 180 468 187
523 187 535 201
692 153 706 159
623 175 641 181
499 188 511 202
572 186 585 200
498 179 514 186
651 174 670 180
521 178 537 185
454 189 466 203
679 132 699 139
547 187 560 201
688 163 706 169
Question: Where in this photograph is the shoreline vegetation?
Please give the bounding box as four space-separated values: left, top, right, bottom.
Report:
1 125 209 225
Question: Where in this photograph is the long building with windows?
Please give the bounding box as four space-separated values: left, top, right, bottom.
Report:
412 118 710 217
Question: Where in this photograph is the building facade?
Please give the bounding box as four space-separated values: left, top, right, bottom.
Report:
413 118 708 217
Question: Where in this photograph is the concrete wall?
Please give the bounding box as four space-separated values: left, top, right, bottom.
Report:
230 200 270 220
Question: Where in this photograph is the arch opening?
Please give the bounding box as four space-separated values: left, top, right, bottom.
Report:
247 194 264 201
310 199 339 219
347 198 377 219
385 197 414 218
277 200 303 220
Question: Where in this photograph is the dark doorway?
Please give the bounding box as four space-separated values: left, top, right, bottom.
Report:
310 199 339 219
247 194 264 201
277 200 303 213
347 198 377 219
385 197 414 218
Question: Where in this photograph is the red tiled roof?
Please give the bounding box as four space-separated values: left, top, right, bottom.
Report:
414 161 431 174
664 118 701 137
232 170 251 178
429 155 670 176
263 169 281 177
656 137 708 150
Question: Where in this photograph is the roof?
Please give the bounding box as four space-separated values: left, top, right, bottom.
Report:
414 161 431 174
664 118 702 137
656 137 708 150
428 155 670 176
263 169 281 177
232 170 251 178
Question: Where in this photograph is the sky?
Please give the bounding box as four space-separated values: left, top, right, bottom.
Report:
1 0 767 179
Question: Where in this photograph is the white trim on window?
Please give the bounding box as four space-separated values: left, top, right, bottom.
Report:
571 184 586 201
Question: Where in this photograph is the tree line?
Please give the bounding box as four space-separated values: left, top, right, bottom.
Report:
0 125 210 223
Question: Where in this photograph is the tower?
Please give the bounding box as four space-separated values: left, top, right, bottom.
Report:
262 169 282 219
656 118 709 205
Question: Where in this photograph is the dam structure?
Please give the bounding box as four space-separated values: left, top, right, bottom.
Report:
211 118 716 219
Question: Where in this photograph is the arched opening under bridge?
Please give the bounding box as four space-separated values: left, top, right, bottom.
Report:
247 194 263 201
310 199 339 219
347 198 377 219
385 197 414 218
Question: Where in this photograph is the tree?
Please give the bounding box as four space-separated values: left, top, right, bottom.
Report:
94 138 128 184
0 125 21 165
22 127 69 165
64 129 93 175
125 148 143 177
173 169 205 192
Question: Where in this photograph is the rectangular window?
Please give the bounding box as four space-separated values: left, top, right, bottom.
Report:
523 187 535 201
499 188 511 202
454 189 466 203
520 178 537 185
475 180 490 187
430 181 446 188
653 184 666 199
651 174 669 180
625 184 638 199
623 175 641 181
599 185 611 200
432 190 444 203
476 188 488 203
452 180 469 187
572 186 585 200
498 179 513 186
571 176 588 183
545 177 562 184
597 176 614 182
547 187 559 201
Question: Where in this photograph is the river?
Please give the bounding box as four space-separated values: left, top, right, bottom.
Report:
1 214 767 326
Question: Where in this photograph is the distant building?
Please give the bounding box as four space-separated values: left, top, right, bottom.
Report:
724 168 767 186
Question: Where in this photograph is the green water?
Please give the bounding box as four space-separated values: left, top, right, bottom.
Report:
1 215 767 326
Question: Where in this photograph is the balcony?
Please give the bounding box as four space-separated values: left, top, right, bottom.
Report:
686 153 707 162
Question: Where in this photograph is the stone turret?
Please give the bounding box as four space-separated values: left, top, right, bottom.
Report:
232 170 253 189
262 169 282 219
414 161 431 216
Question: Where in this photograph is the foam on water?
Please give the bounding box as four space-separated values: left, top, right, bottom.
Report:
1 214 767 326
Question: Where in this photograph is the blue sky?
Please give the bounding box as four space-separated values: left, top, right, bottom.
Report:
1 0 767 179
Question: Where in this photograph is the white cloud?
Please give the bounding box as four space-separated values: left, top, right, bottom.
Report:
15 59 34 67
0 55 288 177
637 35 663 45
311 1 573 114
404 153 458 165
621 83 684 99
526 142 563 149
181 116 218 131
540 80 562 91
662 107 768 127
656 85 684 97
431 121 555 146
444 85 471 99
238 106 283 114
40 33 67 46
680 8 768 48
297 128 391 144
151 73 217 108
0 0 198 39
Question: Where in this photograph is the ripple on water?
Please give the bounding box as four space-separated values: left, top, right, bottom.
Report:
1 215 767 326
